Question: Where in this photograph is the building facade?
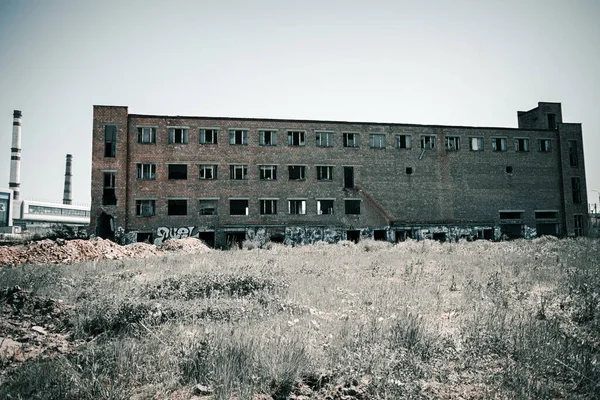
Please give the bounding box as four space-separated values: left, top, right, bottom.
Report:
90 102 588 247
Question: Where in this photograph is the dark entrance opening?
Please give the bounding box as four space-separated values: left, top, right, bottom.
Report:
347 230 360 243
226 232 246 249
270 233 285 243
432 232 447 242
373 230 386 241
136 232 152 243
395 230 413 242
344 167 354 189
198 231 215 248
501 224 524 239
96 212 114 240
536 223 558 237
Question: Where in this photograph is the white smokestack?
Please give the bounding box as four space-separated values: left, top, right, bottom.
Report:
63 154 73 205
9 110 22 200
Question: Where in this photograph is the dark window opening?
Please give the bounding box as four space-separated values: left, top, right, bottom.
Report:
547 113 557 130
347 230 360 243
200 129 218 144
317 199 334 215
345 199 361 215
432 232 447 242
501 224 524 239
96 212 114 240
515 138 529 152
137 127 156 144
317 166 333 181
568 140 578 167
406 167 413 175
445 137 459 151
137 163 156 180
168 164 188 180
574 215 584 237
536 223 558 237
482 228 494 240
102 172 117 205
199 165 217 180
343 133 359 148
370 134 386 148
260 199 277 215
500 211 522 220
136 232 153 243
230 165 248 180
572 177 581 204
396 135 411 149
259 166 277 180
374 230 386 241
492 138 507 152
421 136 435 149
535 211 558 219
395 230 413 242
169 128 188 144
288 200 306 215
538 139 552 152
199 199 217 215
226 232 246 249
167 199 187 216
104 125 116 157
506 166 513 174
230 199 249 215
344 167 354 189
269 234 285 243
259 130 276 146
229 129 248 145
136 200 155 217
288 131 305 146
316 132 333 147
198 232 215 248
288 166 306 180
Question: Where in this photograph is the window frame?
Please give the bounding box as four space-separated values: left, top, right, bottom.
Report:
288 165 306 181
343 132 359 148
514 137 530 152
395 134 411 149
420 135 436 150
469 137 484 151
168 127 189 144
198 164 218 180
199 128 218 144
259 130 277 146
369 133 386 149
445 136 460 151
104 125 116 157
571 177 582 204
568 140 578 167
288 199 307 215
538 138 552 153
259 199 278 215
229 198 249 216
344 199 361 215
316 199 334 215
229 164 248 180
136 163 156 180
102 171 117 206
229 129 248 145
199 198 218 215
287 130 305 146
137 127 157 144
167 164 188 180
315 131 334 148
259 165 277 181
491 137 507 152
167 199 188 216
316 166 333 181
135 199 156 217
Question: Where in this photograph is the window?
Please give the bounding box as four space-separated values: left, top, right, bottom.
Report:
230 199 248 215
343 133 359 148
316 166 333 181
445 136 460 151
260 199 277 215
199 165 217 180
344 167 354 189
199 199 217 215
136 163 156 180
499 211 522 220
168 164 187 180
259 130 277 146
469 137 483 151
288 199 306 215
370 134 386 149
230 165 248 180
538 139 551 152
259 165 277 180
104 125 116 157
572 177 581 204
574 215 584 237
102 172 116 205
492 138 507 152
345 199 361 215
200 128 218 144
535 211 558 219
317 199 334 215
396 135 411 149
506 166 513 174
568 140 578 167
316 131 333 147
136 200 155 217
167 199 187 216
421 136 435 149
547 113 557 130
229 129 248 145
288 166 306 180
515 138 529 152
137 127 156 144
288 131 305 146
168 128 188 144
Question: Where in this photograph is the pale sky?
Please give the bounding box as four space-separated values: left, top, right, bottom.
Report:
0 0 599 209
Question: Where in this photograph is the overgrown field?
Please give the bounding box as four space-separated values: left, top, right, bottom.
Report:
1 238 599 399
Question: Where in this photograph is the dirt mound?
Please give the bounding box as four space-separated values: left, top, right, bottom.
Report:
0 237 210 267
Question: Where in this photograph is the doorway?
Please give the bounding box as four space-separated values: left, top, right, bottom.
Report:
346 230 360 243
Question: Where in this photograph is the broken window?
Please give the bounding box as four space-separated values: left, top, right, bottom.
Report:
568 140 578 167
316 131 333 147
395 135 411 149
102 172 117 205
288 131 305 146
168 128 188 144
260 199 277 215
168 164 188 180
104 125 116 157
230 165 248 180
506 166 513 174
167 199 187 216
230 199 249 215
135 200 155 217
538 139 551 152
229 129 248 145
370 134 386 149
469 137 483 151
259 165 277 180
199 199 217 215
344 167 354 189
345 199 361 215
515 138 529 152
317 199 334 215
499 211 522 220
288 166 306 180
199 165 217 180
137 127 156 144
136 163 156 180
572 177 582 204
492 138 507 152
421 136 435 149
547 113 557 130
343 133 359 148
259 130 277 146
288 199 306 215
200 128 218 144
445 136 460 151
574 214 584 237
535 211 558 219
316 166 333 181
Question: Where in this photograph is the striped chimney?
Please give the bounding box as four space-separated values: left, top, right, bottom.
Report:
63 154 73 205
9 110 22 200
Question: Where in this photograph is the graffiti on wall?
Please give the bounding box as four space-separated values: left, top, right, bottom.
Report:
156 226 201 243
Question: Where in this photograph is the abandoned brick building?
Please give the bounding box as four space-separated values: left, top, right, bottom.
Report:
90 102 588 247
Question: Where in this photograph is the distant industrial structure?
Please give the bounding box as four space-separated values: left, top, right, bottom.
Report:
1 110 90 235
89 101 588 247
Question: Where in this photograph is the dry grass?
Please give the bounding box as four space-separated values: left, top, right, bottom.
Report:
1 237 599 399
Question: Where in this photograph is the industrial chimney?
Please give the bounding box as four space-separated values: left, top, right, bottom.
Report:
9 110 22 200
63 154 73 205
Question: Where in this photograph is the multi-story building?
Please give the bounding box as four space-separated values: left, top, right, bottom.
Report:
90 102 588 247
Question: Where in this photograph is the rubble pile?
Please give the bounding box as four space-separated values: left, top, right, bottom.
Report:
0 237 210 267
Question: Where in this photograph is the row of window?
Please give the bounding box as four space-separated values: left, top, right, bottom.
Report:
134 198 361 217
136 163 335 181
